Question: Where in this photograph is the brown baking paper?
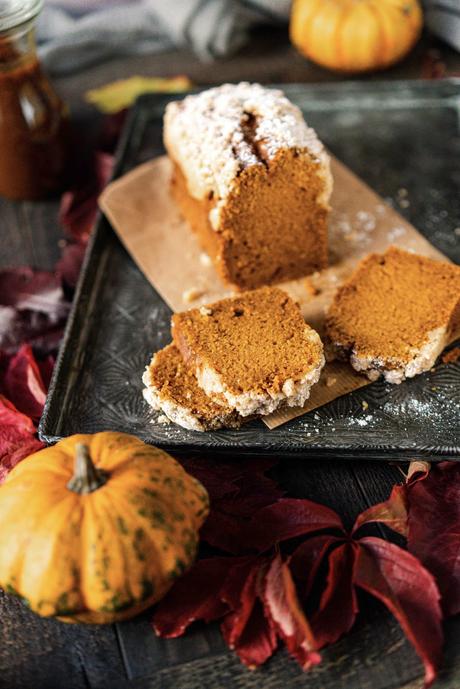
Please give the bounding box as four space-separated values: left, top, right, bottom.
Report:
99 155 449 429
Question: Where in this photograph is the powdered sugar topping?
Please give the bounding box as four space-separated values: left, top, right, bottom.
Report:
164 82 330 202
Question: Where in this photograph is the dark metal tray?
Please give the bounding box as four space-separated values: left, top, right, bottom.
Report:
39 80 460 459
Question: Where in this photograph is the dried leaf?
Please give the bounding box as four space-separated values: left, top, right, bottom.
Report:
183 456 283 554
55 243 86 289
407 462 460 617
290 534 343 602
353 484 409 537
2 344 47 421
0 267 68 319
221 557 277 668
59 152 114 243
85 75 192 114
37 355 55 389
0 395 43 483
354 537 443 688
0 267 69 356
407 460 431 483
310 542 358 647
152 557 232 637
263 553 321 670
224 598 277 669
245 498 344 553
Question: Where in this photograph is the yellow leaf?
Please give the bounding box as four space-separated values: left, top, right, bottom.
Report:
85 75 193 114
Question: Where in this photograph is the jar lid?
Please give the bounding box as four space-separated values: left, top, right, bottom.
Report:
0 0 43 33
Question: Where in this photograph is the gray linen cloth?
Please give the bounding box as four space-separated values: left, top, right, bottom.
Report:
37 0 291 74
37 0 459 76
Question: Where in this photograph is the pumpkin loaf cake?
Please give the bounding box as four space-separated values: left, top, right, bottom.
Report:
164 82 332 290
172 286 325 416
325 246 460 384
142 344 242 432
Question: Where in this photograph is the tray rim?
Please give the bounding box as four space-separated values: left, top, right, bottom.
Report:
38 78 460 460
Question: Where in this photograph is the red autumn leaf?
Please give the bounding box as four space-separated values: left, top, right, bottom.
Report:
55 242 87 289
0 267 68 319
407 461 431 483
263 553 321 670
353 484 409 537
200 509 246 555
221 557 277 668
217 471 283 518
354 536 443 688
37 355 55 390
0 395 43 483
174 458 239 502
59 152 114 243
290 534 343 602
406 462 460 617
224 598 277 669
310 542 359 648
2 344 47 421
180 455 281 508
152 557 232 637
245 498 344 553
0 267 69 356
183 456 283 554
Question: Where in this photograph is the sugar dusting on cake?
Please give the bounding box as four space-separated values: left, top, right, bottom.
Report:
164 82 331 203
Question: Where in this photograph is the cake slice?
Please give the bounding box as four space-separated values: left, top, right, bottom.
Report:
142 344 242 432
325 246 460 383
172 287 325 416
164 82 332 290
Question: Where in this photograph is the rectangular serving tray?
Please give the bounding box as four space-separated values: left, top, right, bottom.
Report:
39 80 460 460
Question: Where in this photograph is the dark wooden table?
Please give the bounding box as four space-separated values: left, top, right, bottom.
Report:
1 28 460 689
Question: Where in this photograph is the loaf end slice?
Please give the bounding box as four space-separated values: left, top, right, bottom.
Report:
142 344 242 431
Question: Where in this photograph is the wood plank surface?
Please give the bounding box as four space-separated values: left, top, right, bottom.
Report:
1 30 459 689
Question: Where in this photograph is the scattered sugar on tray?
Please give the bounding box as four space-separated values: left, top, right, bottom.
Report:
330 209 377 254
157 414 171 424
341 413 375 428
387 226 406 242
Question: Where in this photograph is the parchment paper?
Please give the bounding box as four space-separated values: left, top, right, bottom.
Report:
99 155 449 429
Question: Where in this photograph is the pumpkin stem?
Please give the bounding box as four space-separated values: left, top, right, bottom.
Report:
67 443 108 494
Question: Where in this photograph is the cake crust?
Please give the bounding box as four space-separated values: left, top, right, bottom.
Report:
164 82 332 290
142 344 242 432
172 287 325 416
325 246 460 383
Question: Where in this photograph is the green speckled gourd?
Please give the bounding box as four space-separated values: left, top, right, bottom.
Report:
0 432 209 623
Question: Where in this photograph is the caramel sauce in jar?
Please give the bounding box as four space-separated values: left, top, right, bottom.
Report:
0 3 69 200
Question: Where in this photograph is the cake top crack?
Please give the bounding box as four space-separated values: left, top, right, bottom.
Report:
164 82 330 202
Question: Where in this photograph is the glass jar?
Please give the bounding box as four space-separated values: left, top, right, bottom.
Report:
0 0 69 200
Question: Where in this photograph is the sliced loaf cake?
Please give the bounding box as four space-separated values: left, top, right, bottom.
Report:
325 246 460 383
172 286 325 416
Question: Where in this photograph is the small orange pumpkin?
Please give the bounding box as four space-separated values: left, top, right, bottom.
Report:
0 432 209 623
290 0 423 74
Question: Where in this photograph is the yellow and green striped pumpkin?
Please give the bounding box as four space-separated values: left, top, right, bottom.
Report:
0 432 209 623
